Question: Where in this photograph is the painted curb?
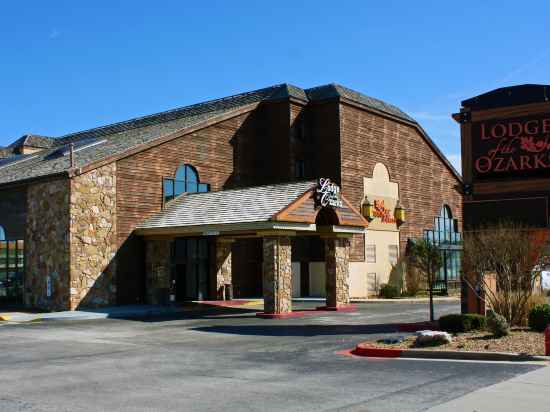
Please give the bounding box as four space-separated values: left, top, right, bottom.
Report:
0 315 11 321
351 342 550 362
257 304 358 319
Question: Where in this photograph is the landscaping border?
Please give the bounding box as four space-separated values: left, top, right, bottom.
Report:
349 342 550 362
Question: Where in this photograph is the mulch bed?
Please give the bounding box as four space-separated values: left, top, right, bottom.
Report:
375 328 546 356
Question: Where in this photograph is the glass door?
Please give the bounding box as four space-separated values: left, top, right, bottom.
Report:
172 238 209 301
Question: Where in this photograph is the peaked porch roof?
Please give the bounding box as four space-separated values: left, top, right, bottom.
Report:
135 180 368 237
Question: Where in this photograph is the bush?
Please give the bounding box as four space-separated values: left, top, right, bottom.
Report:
462 313 487 331
439 313 487 333
487 311 510 338
438 314 464 333
528 304 550 332
379 284 400 299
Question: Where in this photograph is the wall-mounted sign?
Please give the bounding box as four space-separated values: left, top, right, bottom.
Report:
316 178 343 208
472 114 550 178
373 199 396 224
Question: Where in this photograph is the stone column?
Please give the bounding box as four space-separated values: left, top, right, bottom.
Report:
262 236 292 314
324 237 351 309
215 238 234 300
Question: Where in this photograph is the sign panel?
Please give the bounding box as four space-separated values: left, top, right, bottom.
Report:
315 178 343 208
471 113 550 178
366 195 398 231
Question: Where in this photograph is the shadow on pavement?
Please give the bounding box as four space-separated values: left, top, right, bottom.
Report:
190 321 435 337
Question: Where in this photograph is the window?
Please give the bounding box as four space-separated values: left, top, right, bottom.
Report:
423 205 463 291
295 159 305 178
163 164 209 204
0 226 5 241
366 244 376 263
388 245 399 265
367 273 378 294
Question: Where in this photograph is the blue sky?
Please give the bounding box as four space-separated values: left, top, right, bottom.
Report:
2 1 550 172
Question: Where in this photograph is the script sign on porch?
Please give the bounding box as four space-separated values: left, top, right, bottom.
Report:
472 113 550 178
316 178 343 208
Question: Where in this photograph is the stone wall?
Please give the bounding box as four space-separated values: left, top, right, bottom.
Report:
325 237 351 308
262 236 292 314
69 163 117 309
145 239 171 304
25 178 71 311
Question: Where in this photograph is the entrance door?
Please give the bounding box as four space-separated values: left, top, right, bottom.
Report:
172 238 209 301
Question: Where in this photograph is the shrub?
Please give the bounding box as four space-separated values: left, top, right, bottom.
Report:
487 311 510 338
379 284 400 299
528 304 550 332
438 314 464 333
522 294 548 326
462 313 487 331
439 313 487 333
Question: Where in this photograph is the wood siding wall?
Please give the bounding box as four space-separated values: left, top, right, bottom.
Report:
115 111 256 303
339 103 463 259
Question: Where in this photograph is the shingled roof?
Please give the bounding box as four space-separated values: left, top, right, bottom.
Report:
137 180 317 231
0 82 430 187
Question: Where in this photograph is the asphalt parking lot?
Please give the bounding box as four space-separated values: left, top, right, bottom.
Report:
0 301 542 412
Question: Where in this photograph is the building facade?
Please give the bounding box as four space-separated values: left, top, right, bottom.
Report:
0 83 462 313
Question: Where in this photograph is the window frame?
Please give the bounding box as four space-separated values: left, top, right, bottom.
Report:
366 244 376 263
163 164 209 205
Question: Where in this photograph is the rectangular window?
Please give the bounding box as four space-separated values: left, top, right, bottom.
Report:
367 273 378 294
366 244 376 263
389 245 399 266
163 178 175 204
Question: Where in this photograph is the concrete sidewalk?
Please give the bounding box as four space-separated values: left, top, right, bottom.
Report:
427 365 550 411
0 304 187 323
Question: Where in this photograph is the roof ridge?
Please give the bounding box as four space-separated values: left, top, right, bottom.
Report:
55 83 291 144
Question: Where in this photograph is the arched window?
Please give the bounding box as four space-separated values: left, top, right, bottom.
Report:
163 164 209 203
435 205 458 244
0 225 5 241
423 205 462 292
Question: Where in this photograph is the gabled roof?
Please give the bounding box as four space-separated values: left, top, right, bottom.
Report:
135 180 368 236
9 134 56 149
305 83 416 122
0 82 455 187
137 180 318 230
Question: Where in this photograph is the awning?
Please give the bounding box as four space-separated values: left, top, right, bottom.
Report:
135 179 368 238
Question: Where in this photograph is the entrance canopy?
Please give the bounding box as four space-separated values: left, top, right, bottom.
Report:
135 180 368 238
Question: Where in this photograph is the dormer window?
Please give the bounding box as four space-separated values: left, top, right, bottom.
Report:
163 164 209 204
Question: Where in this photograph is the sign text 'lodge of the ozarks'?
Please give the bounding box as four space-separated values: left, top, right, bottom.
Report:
472 113 550 178
316 178 343 208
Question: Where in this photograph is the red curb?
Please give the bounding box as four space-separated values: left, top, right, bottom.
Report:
315 304 357 312
352 342 404 358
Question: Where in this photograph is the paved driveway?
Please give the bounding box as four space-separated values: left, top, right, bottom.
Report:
0 301 542 412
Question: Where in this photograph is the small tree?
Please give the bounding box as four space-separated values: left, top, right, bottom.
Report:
462 221 546 326
407 239 443 322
